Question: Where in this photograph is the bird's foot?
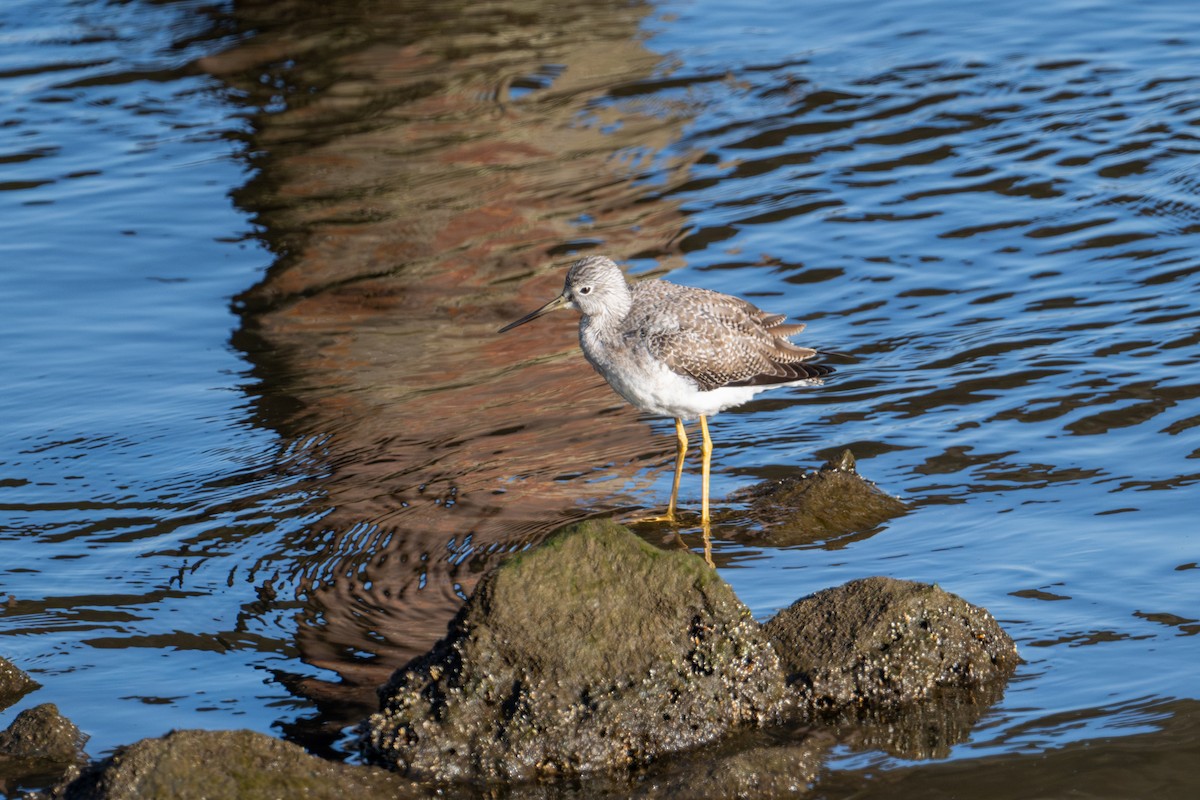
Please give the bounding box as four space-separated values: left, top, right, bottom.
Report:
625 509 680 526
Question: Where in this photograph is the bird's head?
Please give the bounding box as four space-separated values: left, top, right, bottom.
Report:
498 255 630 332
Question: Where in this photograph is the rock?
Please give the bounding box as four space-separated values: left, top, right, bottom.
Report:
60 729 417 800
360 519 789 783
640 729 832 799
0 656 40 711
763 576 1019 713
736 451 908 545
1 703 85 798
0 703 84 762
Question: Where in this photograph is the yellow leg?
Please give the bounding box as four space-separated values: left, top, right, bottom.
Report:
629 417 687 525
664 417 687 523
699 415 713 524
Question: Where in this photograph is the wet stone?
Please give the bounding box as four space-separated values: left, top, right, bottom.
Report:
61 729 418 800
0 703 84 762
763 576 1019 714
735 450 908 545
1 703 85 797
638 729 832 800
359 519 789 783
0 656 40 711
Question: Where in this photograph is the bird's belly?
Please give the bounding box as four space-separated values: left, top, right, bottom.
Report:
590 353 767 420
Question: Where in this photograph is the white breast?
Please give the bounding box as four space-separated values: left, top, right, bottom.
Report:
580 320 773 419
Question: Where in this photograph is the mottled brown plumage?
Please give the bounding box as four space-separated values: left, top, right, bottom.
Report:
630 279 832 392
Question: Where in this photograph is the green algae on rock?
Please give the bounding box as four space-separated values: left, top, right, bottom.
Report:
61 729 417 800
49 538 1021 798
360 519 789 782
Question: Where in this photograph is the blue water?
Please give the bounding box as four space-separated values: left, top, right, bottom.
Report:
630 0 1200 770
1 0 1199 795
0 0 319 752
633 0 1200 764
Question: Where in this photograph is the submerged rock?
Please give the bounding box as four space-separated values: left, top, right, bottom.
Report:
360 519 788 783
0 656 39 711
61 729 417 800
736 450 908 545
764 576 1019 713
638 729 832 800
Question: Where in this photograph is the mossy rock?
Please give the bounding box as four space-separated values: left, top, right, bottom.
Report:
360 519 788 782
61 729 417 800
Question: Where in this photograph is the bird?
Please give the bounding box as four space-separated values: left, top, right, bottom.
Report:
498 255 833 525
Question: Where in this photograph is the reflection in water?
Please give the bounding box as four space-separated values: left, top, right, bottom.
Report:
819 698 1200 799
206 0 695 717
0 0 312 756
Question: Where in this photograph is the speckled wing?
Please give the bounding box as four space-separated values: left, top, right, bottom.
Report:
629 280 830 392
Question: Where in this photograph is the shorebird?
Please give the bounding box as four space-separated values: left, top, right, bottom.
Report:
499 255 833 524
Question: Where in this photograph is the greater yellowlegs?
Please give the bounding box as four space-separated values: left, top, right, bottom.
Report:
499 255 833 524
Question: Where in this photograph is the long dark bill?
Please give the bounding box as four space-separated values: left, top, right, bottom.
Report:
497 293 571 333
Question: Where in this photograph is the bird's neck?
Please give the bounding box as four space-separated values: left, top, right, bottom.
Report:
595 282 634 326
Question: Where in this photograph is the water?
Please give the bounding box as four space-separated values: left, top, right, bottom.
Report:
2 0 1200 796
0 0 319 756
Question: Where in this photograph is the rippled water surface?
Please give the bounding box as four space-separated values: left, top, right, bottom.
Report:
2 0 1199 796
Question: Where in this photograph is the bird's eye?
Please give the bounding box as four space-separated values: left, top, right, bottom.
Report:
578 286 592 295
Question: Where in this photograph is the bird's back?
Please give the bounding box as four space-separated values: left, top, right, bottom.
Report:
625 279 830 392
